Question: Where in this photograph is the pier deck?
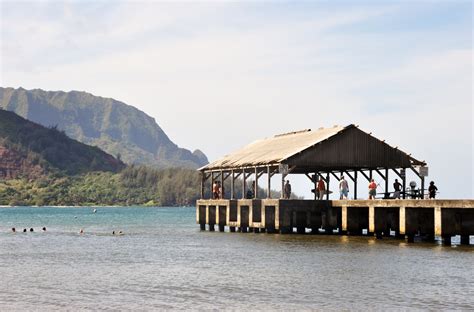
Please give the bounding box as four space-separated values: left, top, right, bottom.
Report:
196 199 474 245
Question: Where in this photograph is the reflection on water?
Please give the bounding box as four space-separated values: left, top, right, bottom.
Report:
0 207 473 310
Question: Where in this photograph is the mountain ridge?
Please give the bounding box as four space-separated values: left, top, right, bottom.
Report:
0 87 208 168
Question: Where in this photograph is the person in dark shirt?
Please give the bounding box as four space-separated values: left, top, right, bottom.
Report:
284 180 292 199
428 181 438 199
393 179 402 199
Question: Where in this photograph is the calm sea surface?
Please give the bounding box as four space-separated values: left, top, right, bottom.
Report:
0 206 473 310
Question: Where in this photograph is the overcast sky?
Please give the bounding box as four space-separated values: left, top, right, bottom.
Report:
1 1 472 198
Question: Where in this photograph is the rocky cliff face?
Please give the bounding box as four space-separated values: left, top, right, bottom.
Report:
0 144 44 179
0 87 208 168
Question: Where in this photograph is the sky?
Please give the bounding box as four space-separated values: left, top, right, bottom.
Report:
0 0 472 198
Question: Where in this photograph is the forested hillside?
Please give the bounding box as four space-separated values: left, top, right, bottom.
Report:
0 166 201 206
0 109 124 178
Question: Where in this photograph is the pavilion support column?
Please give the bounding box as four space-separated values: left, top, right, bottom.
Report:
421 175 425 199
315 172 319 200
402 169 406 199
220 170 224 199
312 174 317 200
242 169 246 199
326 172 330 200
230 170 235 199
211 172 215 199
385 168 389 199
354 171 358 200
281 173 287 199
369 170 373 199
254 167 258 199
267 166 271 199
200 172 205 199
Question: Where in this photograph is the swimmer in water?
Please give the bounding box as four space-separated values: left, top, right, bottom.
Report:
11 227 16 233
79 229 84 234
93 209 97 213
42 227 46 232
30 228 34 232
23 228 27 233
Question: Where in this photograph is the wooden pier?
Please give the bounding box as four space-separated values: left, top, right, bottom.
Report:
197 125 473 245
197 199 474 244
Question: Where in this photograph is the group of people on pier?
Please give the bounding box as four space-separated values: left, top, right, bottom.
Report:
310 176 438 200
211 175 438 200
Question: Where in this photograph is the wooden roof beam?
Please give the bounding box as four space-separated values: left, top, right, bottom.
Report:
331 172 341 181
359 170 371 182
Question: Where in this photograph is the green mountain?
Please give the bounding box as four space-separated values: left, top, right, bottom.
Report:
0 87 208 168
0 109 124 178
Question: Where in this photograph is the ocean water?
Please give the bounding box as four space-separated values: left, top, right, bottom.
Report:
0 206 473 310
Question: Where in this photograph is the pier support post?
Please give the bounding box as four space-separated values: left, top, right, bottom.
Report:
434 206 442 237
460 235 470 245
399 206 406 238
442 235 451 246
369 206 375 235
341 206 347 234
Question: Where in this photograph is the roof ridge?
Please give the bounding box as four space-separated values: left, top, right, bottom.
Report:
274 129 311 138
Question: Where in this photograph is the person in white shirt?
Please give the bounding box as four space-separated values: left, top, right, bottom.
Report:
339 176 349 199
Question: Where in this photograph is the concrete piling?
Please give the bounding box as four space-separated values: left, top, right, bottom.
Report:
196 199 473 245
460 235 470 245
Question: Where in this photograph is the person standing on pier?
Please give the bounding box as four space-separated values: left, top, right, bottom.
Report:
317 178 326 200
368 179 377 199
284 180 292 199
339 176 349 199
428 181 438 199
393 179 402 199
246 182 254 199
217 181 223 199
213 181 219 199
